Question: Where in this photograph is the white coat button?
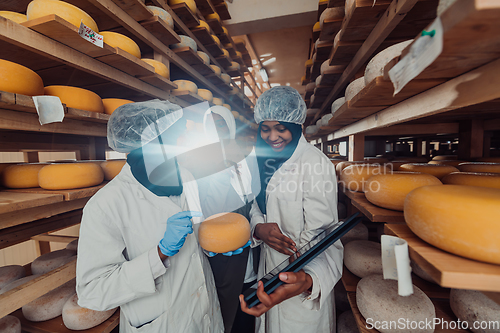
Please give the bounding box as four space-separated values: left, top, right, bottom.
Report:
192 253 197 258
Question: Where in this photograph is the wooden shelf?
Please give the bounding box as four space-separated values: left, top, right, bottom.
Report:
343 189 405 223
313 26 321 42
316 41 334 62
140 16 181 46
0 192 64 216
138 73 177 90
341 0 392 42
110 0 153 21
214 2 231 20
385 224 500 292
171 3 200 28
319 18 343 42
216 55 232 68
217 32 231 45
193 0 215 16
226 68 243 77
192 26 214 45
332 102 385 127
5 183 107 202
206 18 224 35
171 90 205 104
204 43 225 57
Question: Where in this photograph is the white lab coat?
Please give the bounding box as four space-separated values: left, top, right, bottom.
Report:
250 135 343 333
76 164 224 333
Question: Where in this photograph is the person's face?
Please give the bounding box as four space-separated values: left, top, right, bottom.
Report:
211 113 230 140
260 121 293 152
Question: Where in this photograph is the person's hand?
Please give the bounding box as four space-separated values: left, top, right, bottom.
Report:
254 223 297 255
207 240 251 257
158 211 202 257
239 270 313 317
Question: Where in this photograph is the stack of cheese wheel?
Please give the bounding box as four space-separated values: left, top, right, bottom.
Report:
457 162 500 173
0 275 38 295
0 265 26 289
206 12 220 22
428 159 464 167
198 89 213 103
172 80 198 94
340 164 388 192
404 185 500 264
100 160 126 180
357 275 435 333
197 51 210 65
221 73 231 84
171 35 197 52
0 11 27 23
198 213 250 253
102 98 134 115
62 294 117 330
0 315 21 333
23 279 76 322
146 6 174 28
364 172 442 211
345 77 365 101
344 240 382 278
2 163 47 188
39 162 104 190
100 31 141 58
31 249 76 275
364 40 413 85
44 86 104 113
168 0 197 13
210 65 222 76
0 59 44 96
399 163 458 179
141 58 169 78
212 97 223 106
442 172 500 189
450 289 500 333
27 0 98 32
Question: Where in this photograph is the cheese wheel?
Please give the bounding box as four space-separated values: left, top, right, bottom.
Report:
334 29 342 47
222 26 228 35
141 58 169 78
99 31 140 58
321 113 333 126
319 7 344 29
228 61 240 71
195 20 210 31
222 103 231 111
39 163 104 190
23 279 76 322
63 294 117 330
171 35 197 52
100 160 126 180
210 65 222 76
442 172 500 190
0 316 21 333
0 265 26 289
405 185 500 264
364 172 442 211
220 73 231 84
146 6 173 28
450 289 500 333
345 77 365 101
336 161 367 176
206 12 220 21
44 85 104 113
305 59 314 67
235 51 243 58
233 37 246 46
0 275 39 295
340 222 368 245
2 163 47 188
198 213 250 253
66 239 78 252
344 240 382 278
102 98 133 115
364 40 413 85
410 260 436 284
231 111 239 119
172 80 198 94
31 249 76 275
197 51 210 65
433 155 457 160
212 97 223 106
168 0 196 13
428 159 464 167
305 125 318 135
331 97 346 114
198 89 213 102
357 275 435 333
457 162 500 174
364 157 389 164
337 310 357 333
222 48 229 58
27 0 98 32
315 75 323 87
340 164 389 192
399 163 458 179
306 82 316 93
0 11 27 23
313 21 320 31
0 59 44 96
476 157 500 163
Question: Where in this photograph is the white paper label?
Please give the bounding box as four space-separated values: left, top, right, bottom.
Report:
78 21 103 48
381 235 414 296
32 96 65 125
388 17 443 95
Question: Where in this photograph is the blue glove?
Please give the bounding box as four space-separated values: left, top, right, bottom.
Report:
159 211 202 257
207 240 251 257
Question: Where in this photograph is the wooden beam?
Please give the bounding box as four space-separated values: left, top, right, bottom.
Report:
349 133 365 161
32 234 78 244
458 119 484 160
35 240 51 256
365 123 460 137
415 138 423 157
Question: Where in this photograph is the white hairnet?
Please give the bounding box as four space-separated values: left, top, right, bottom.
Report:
107 99 183 153
203 105 236 140
254 86 307 125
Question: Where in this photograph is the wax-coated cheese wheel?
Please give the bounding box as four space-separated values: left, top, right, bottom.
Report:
212 97 223 106
99 31 140 58
336 161 367 175
442 172 500 190
141 58 169 78
222 48 229 58
206 12 220 21
433 155 457 160
340 222 368 245
197 89 213 102
198 213 250 253
0 275 39 295
100 160 126 180
458 162 500 174
357 275 435 333
450 289 500 333
399 163 458 179
102 98 133 115
313 21 320 31
340 164 389 192
196 20 210 31
319 7 344 29
2 164 48 188
211 34 221 46
171 35 197 52
365 172 442 211
63 294 117 330
220 73 231 84
23 279 76 322
0 315 21 333
31 249 76 275
428 160 464 167
39 163 104 190
168 0 197 12
405 185 500 264
364 40 413 85
0 265 26 289
66 239 78 252
222 103 231 111
146 6 173 28
27 0 98 32
344 240 382 278
172 80 198 94
0 59 44 96
0 11 27 23
345 77 365 101
210 65 221 76
196 51 210 66
44 86 104 113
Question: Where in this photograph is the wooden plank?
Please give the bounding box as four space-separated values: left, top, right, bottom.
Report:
141 16 181 46
194 0 215 16
215 55 231 68
110 0 153 21
332 103 386 127
0 192 64 215
171 90 205 104
341 0 392 42
96 47 155 77
206 18 224 35
385 224 500 292
310 95 327 109
218 32 231 45
316 41 334 61
171 3 200 28
172 46 206 66
348 134 365 162
314 86 334 97
365 123 459 136
328 0 345 7
192 27 214 45
226 69 242 77
458 119 484 160
5 183 107 201
343 190 406 223
204 43 224 57
329 40 362 66
214 2 231 20
319 18 343 42
65 108 110 123
191 63 216 75
31 234 78 244
138 73 177 90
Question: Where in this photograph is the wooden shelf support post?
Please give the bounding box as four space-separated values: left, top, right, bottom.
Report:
349 133 365 161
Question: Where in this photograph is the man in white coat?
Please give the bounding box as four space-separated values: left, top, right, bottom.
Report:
76 100 224 332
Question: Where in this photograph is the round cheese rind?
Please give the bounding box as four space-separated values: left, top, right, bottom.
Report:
102 98 133 115
228 61 240 71
210 65 222 76
196 51 210 66
340 164 389 192
399 163 458 179
364 40 413 85
2 163 47 188
345 77 365 101
340 222 368 245
313 21 320 31
196 20 210 31
405 185 500 264
171 35 197 52
0 275 39 295
442 172 500 190
0 315 21 333
206 12 220 21
141 59 169 79
450 289 500 333
212 97 223 106
222 103 231 111
0 11 27 23
146 6 173 28
231 111 239 119
100 31 141 58
100 160 126 180
39 163 104 190
344 240 382 278
433 155 457 160
428 160 464 167
221 73 231 84
62 294 117 330
27 0 98 32
31 250 76 275
337 310 358 333
0 265 26 289
44 85 104 113
0 59 44 96
198 213 250 253
410 260 436 284
211 34 221 46
457 162 500 174
331 97 346 114
476 157 500 163
198 89 213 102
168 0 197 13
172 80 198 94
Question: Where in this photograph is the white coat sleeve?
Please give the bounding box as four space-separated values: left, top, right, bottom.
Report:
249 200 265 247
76 205 162 311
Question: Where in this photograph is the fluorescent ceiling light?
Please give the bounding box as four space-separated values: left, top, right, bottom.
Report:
259 68 268 81
262 57 276 66
270 83 281 87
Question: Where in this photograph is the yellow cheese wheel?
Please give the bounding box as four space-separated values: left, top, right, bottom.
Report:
222 26 228 35
428 160 464 167
197 89 213 102
102 98 133 115
172 80 198 94
0 11 27 23
197 51 210 65
2 164 47 188
305 59 314 67
0 59 44 96
220 73 231 84
405 185 500 264
233 37 246 46
476 157 500 163
44 86 104 113
399 163 458 179
168 0 197 13
212 97 223 106
457 162 500 174
365 172 442 211
210 65 221 76
27 0 99 32
222 103 231 111
146 6 173 28
340 164 389 192
442 172 500 190
100 31 141 58
231 111 239 118
228 61 240 71
364 157 389 164
222 48 229 58
211 34 221 46
313 21 321 31
39 163 104 190
432 155 457 160
198 213 250 253
335 161 368 176
100 160 126 180
235 51 242 58
141 59 169 78
196 20 210 31
206 13 220 21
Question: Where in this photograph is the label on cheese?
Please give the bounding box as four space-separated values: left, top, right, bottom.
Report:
381 235 413 296
32 96 65 125
78 22 103 48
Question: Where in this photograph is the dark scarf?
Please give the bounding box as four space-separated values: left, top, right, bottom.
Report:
255 122 302 214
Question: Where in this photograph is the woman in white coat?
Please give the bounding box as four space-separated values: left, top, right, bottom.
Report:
76 101 224 333
239 87 343 332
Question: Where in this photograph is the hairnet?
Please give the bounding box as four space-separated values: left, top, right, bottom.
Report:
107 99 183 153
203 105 235 140
254 86 307 125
